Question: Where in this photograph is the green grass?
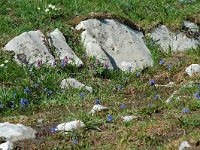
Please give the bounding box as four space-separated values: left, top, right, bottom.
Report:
0 0 200 149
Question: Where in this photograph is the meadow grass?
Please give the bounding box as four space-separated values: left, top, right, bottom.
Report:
0 0 200 149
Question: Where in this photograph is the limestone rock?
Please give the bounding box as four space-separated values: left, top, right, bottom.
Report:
3 30 55 66
55 120 85 132
185 64 200 76
150 25 199 52
0 141 13 150
121 115 137 122
76 19 153 71
179 141 191 150
48 28 83 66
0 122 36 142
60 78 93 92
89 104 108 114
183 21 199 33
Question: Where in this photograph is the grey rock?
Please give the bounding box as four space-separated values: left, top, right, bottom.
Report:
183 21 199 33
60 78 93 93
48 28 83 66
0 122 36 142
150 25 199 52
3 30 55 66
75 19 153 72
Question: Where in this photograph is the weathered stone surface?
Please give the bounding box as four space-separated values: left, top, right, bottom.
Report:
121 115 137 122
55 120 85 132
0 122 36 142
48 28 83 66
76 19 153 71
89 104 108 114
3 30 55 66
60 78 93 93
183 21 199 33
185 64 200 76
0 141 13 150
150 25 199 52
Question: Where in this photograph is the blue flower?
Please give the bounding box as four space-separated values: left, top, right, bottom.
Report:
72 139 78 144
10 101 15 108
79 92 85 98
61 56 68 67
149 79 156 86
136 72 141 78
154 94 159 100
148 103 153 108
182 108 190 113
50 127 56 133
194 92 200 100
107 115 113 122
159 59 165 65
20 98 29 108
119 104 126 109
24 87 31 94
95 99 100 104
167 64 172 71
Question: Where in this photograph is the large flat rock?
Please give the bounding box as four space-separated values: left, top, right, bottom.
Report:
3 30 55 66
150 25 199 52
0 122 36 142
75 19 153 72
48 28 83 66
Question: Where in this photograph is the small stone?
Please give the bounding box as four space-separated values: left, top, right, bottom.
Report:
60 78 93 93
55 120 85 132
121 115 137 122
0 141 13 150
185 64 200 76
178 141 191 150
183 21 199 33
89 104 108 114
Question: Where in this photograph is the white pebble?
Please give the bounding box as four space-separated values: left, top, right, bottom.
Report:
121 115 137 122
55 120 85 132
89 104 108 114
185 64 200 76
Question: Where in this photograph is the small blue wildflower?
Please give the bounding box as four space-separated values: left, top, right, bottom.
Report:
194 92 200 100
154 94 159 100
50 127 56 133
159 59 165 65
136 72 141 78
20 98 29 109
24 87 31 94
182 108 190 113
107 115 113 122
167 64 172 71
119 104 126 109
79 92 85 98
149 79 156 86
148 103 153 108
47 90 53 96
95 99 100 104
72 139 78 144
10 101 15 108
61 56 68 67
117 85 122 90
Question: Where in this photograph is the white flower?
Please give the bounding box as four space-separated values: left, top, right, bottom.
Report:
4 60 8 63
48 4 56 9
37 7 41 10
45 8 49 13
0 64 5 67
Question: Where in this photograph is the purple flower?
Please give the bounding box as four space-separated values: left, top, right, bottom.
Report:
148 103 153 108
154 94 159 100
167 64 172 71
61 56 68 67
20 98 29 109
104 63 109 69
194 92 200 100
24 87 31 94
159 59 165 65
79 92 85 98
119 104 126 109
50 127 56 133
72 139 78 144
107 115 113 122
95 99 100 104
182 108 190 113
136 72 141 78
149 79 156 86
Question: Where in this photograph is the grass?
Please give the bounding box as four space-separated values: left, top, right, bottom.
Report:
0 0 200 149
